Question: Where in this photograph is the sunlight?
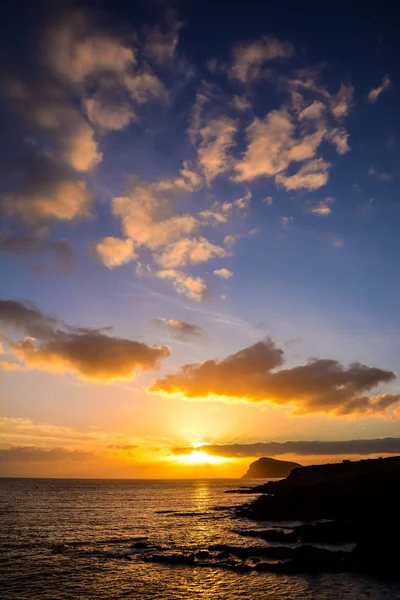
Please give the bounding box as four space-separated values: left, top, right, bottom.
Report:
174 450 226 465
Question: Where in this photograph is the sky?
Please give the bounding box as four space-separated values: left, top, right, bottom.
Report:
1 0 400 478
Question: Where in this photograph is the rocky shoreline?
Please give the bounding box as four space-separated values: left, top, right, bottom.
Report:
142 456 400 580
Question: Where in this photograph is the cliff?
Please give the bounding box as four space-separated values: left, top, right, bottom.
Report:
241 456 302 479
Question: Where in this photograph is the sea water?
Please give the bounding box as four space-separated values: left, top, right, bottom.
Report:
1 478 399 599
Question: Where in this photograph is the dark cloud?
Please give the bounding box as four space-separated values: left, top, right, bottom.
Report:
0 232 74 272
0 299 170 382
0 299 59 339
153 318 203 340
173 437 400 458
150 338 399 416
0 446 94 462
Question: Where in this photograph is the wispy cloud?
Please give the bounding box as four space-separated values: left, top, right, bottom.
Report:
153 318 203 340
368 75 392 103
368 166 393 182
213 268 233 279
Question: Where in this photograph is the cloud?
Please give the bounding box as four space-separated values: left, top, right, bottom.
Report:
232 95 252 111
233 69 353 191
143 10 181 64
153 318 203 340
173 437 400 458
150 337 400 417
107 171 235 299
108 444 138 451
0 299 59 339
368 75 392 103
197 116 238 183
0 299 170 382
0 8 168 226
95 237 137 268
155 237 228 269
0 233 74 272
306 196 334 216
234 105 337 191
84 96 136 131
228 36 294 84
1 155 93 224
156 270 208 302
223 228 258 248
0 446 95 462
234 189 252 210
368 166 393 182
111 175 199 251
213 268 233 279
275 158 330 191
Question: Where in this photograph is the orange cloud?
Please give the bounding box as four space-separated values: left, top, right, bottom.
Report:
234 71 352 191
156 270 208 302
156 237 228 269
197 116 238 183
0 300 170 382
150 338 400 417
95 237 137 268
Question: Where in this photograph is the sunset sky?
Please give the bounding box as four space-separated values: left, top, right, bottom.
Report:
1 0 400 478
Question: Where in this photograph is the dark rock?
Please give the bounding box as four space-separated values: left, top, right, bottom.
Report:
195 550 210 559
238 456 400 522
236 455 400 579
131 541 149 549
242 457 302 479
238 521 358 544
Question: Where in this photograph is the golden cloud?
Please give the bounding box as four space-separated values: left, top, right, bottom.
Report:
95 237 137 268
0 300 170 382
156 270 208 301
150 338 400 417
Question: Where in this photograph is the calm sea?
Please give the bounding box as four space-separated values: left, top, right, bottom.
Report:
1 478 399 599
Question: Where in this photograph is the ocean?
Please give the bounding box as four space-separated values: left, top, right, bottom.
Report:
1 478 399 599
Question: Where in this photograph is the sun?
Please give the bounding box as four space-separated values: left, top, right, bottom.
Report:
175 450 226 465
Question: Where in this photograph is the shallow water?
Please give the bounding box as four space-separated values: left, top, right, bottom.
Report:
1 478 399 599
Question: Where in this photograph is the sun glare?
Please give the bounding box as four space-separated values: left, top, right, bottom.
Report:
175 450 226 465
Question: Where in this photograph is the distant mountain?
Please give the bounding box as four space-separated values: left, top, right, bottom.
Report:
242 457 302 479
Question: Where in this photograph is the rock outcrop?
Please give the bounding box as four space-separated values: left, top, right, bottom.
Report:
241 456 301 478
237 455 400 579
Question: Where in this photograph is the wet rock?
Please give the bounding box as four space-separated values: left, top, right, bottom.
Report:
146 552 195 565
131 541 149 549
239 521 358 544
195 550 210 559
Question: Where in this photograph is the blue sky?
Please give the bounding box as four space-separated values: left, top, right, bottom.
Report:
1 0 400 477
